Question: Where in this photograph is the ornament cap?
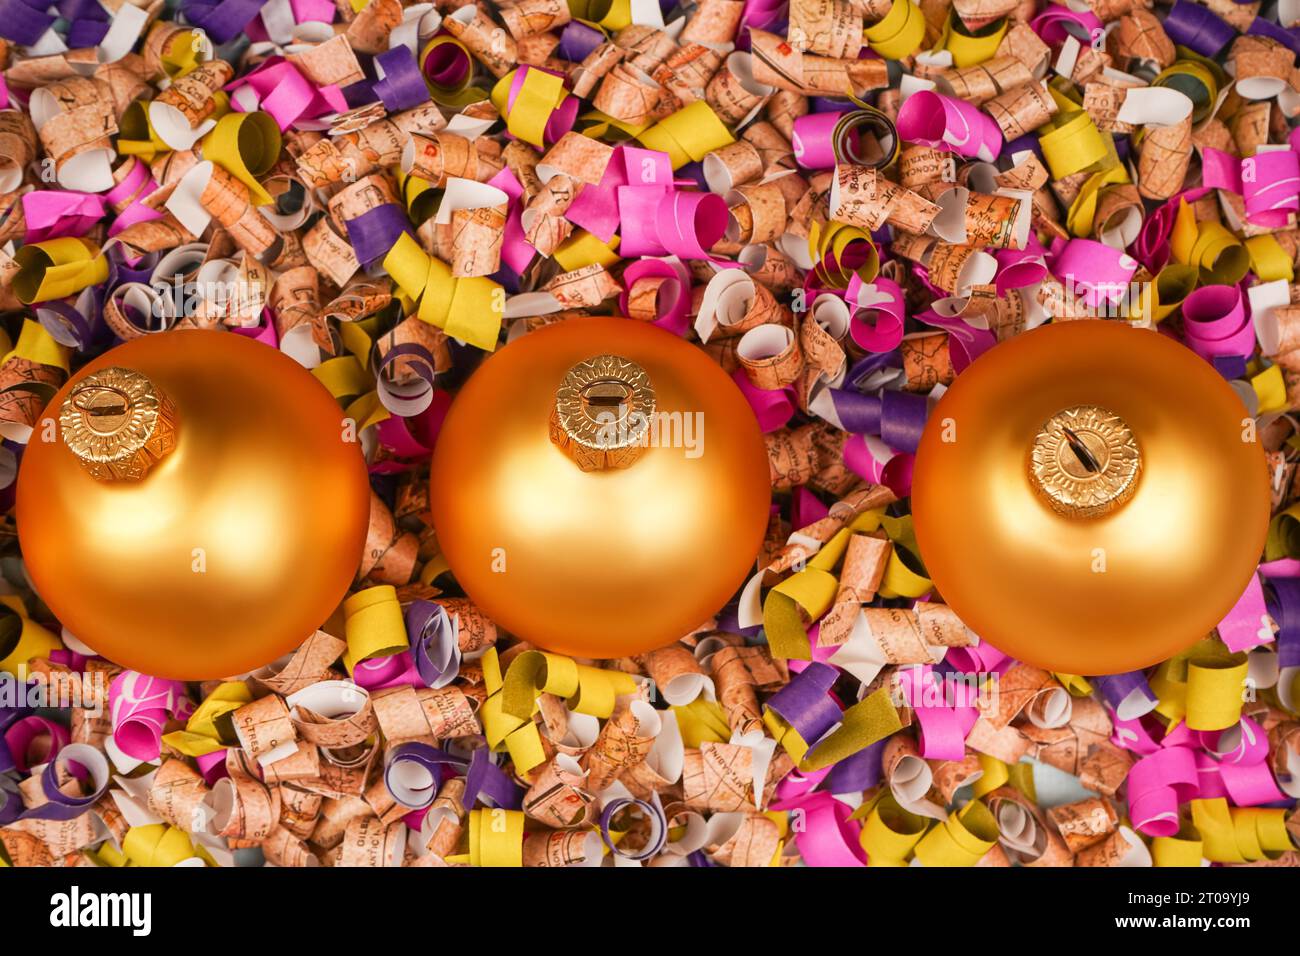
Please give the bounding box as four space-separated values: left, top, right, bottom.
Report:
1028 404 1141 519
59 366 179 481
549 354 656 471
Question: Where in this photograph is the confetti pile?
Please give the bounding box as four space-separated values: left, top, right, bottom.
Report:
2 0 1300 868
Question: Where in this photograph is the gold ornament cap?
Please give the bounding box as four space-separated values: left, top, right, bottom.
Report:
1028 404 1141 519
60 367 179 481
549 354 656 471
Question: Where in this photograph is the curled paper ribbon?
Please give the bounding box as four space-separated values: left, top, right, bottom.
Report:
419 36 484 106
4 716 69 774
792 112 846 170
621 257 693 335
847 277 907 353
1163 0 1237 58
374 46 433 113
385 742 463 809
384 232 504 351
492 66 577 148
1182 284 1256 359
203 111 282 207
109 671 189 762
896 90 1003 162
599 797 668 860
227 59 348 131
1128 746 1199 837
19 743 112 822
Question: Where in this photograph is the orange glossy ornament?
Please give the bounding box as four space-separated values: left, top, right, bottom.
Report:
430 317 771 659
16 330 370 680
912 321 1270 675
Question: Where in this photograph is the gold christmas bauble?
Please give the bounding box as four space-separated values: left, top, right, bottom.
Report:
16 330 370 679
912 320 1270 675
430 317 771 659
